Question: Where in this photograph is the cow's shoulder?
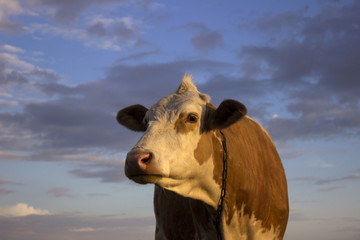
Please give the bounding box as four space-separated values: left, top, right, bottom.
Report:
222 116 289 239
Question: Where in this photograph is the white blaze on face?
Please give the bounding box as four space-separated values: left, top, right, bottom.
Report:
130 76 221 207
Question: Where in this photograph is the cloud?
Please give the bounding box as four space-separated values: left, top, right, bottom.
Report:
0 178 19 185
0 44 25 53
0 2 358 189
236 1 360 141
0 52 34 72
288 176 318 182
0 0 27 33
191 30 223 51
29 16 145 51
0 213 155 240
0 58 231 159
47 187 71 197
85 16 143 50
315 173 360 185
0 178 19 195
116 50 160 63
174 23 223 51
70 227 95 232
0 177 17 194
88 193 109 197
289 173 360 185
0 99 18 107
29 0 126 25
16 1 161 51
317 186 342 192
0 203 51 217
289 211 308 222
30 0 160 25
69 159 126 183
0 52 60 89
0 188 15 195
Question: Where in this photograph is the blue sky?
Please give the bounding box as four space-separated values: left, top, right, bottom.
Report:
0 0 359 239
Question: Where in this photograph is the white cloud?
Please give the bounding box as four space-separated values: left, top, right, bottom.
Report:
29 15 142 51
0 52 35 72
0 203 51 217
272 114 279 119
1 44 25 53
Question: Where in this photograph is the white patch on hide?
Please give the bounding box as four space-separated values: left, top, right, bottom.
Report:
222 204 280 240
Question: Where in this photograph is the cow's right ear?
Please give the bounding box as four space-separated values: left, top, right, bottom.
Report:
205 99 247 131
116 104 148 132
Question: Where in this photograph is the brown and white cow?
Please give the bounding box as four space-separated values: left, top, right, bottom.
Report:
116 75 289 240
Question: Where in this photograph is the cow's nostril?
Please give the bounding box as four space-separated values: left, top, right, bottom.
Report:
141 153 152 164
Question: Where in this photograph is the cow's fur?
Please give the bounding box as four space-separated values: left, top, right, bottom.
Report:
117 75 289 240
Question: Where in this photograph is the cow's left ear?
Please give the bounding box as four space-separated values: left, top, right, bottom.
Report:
205 99 247 131
117 104 148 132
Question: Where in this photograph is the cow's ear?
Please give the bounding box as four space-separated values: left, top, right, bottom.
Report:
206 100 247 131
117 104 148 132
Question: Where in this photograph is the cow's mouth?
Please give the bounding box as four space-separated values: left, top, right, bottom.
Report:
130 174 163 184
130 174 184 187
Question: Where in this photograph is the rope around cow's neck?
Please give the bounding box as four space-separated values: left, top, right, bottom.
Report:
214 130 228 240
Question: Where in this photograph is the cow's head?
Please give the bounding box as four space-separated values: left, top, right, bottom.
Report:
117 75 247 207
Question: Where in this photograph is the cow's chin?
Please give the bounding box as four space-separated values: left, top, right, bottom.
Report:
129 174 184 187
129 175 162 185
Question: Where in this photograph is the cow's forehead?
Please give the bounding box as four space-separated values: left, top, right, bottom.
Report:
149 91 209 121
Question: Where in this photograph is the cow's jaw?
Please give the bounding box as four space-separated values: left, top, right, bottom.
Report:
160 148 222 208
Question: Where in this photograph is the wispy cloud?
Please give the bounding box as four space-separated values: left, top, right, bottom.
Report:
0 188 15 195
315 173 360 185
47 187 72 198
0 44 25 53
317 186 342 193
69 227 95 232
289 173 360 185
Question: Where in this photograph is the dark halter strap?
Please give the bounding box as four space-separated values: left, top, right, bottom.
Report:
214 130 228 240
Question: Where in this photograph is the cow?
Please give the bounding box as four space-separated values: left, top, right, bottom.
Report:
116 74 289 240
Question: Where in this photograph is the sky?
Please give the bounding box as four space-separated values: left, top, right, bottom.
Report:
0 0 359 239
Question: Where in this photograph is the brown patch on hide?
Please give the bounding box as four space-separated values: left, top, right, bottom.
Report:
193 131 223 170
174 112 199 134
211 131 223 187
221 117 289 239
193 132 212 165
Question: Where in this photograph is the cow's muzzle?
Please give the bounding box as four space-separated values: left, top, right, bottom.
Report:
125 150 155 183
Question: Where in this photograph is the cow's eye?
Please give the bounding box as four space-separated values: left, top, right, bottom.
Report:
187 114 198 123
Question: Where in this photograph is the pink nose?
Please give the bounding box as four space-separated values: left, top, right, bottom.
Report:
125 151 153 178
